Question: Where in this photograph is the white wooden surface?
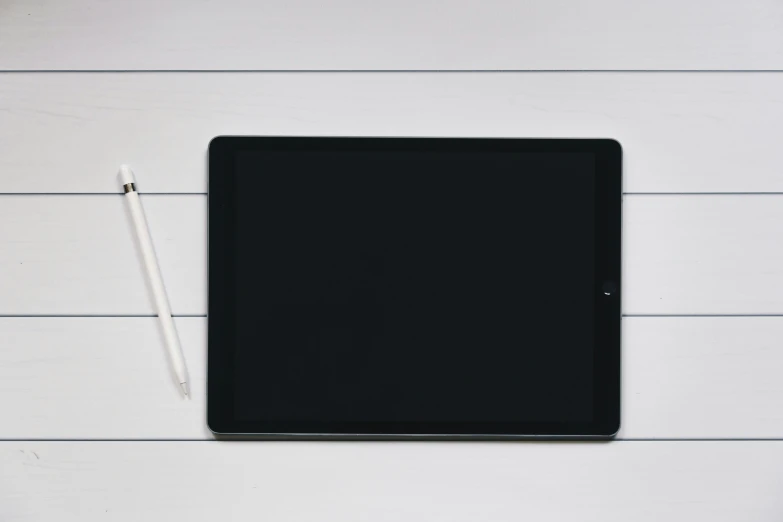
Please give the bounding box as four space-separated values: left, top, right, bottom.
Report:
3 195 783 315
1 0 782 70
3 0 783 519
2 73 783 194
2 317 783 440
3 442 783 521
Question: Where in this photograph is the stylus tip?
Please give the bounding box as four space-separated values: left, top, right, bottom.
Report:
180 382 189 398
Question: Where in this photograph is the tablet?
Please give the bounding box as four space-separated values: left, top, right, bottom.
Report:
208 137 621 439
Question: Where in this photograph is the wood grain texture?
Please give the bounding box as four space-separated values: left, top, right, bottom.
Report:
0 318 209 440
3 441 783 521
1 0 782 70
1 73 783 193
1 317 783 440
2 195 783 315
623 195 783 314
0 196 206 315
1 0 781 511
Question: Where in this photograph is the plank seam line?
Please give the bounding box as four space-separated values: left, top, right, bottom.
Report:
624 314 783 318
4 193 783 197
1 69 783 74
0 314 208 318
2 314 783 318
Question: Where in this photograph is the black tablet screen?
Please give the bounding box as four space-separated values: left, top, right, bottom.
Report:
232 149 595 426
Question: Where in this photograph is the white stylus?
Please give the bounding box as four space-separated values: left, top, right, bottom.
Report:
119 165 190 398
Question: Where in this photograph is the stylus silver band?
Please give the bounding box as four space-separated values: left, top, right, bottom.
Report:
123 182 136 193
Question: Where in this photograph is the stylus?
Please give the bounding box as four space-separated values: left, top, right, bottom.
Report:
118 165 190 398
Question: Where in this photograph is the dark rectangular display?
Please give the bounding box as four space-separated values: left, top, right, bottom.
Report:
208 137 621 438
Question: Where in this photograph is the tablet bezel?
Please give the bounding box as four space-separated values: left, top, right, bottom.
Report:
208 137 621 439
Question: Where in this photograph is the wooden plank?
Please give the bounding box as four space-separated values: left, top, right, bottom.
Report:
622 317 783 439
0 318 209 440
3 441 783 521
2 195 783 315
1 317 783 440
1 73 783 194
0 195 206 316
623 195 783 314
1 1 782 70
